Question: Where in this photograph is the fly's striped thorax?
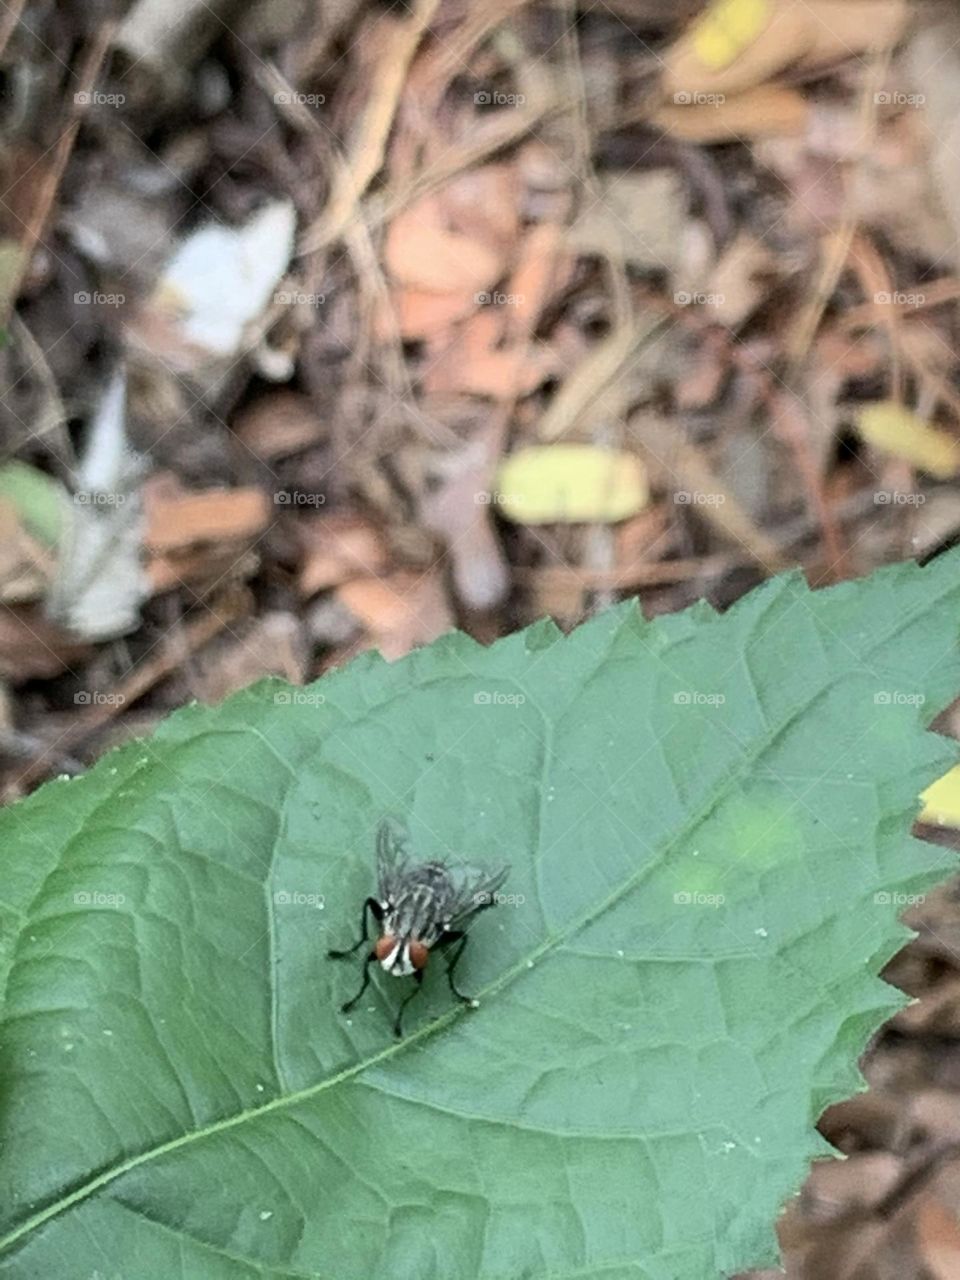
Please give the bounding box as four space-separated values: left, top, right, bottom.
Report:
385 872 450 948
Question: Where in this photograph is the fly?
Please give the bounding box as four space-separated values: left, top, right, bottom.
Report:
328 818 510 1037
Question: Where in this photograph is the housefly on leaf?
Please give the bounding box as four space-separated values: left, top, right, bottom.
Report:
328 818 510 1037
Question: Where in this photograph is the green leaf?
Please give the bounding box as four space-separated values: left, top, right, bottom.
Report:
0 463 66 547
0 460 66 547
1 555 958 1279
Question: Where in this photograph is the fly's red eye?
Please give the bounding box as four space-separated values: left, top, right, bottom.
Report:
375 934 396 961
408 940 430 970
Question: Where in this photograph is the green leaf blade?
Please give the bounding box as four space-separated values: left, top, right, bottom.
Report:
1 554 958 1278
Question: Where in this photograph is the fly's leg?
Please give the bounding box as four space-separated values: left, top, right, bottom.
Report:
341 950 378 1013
328 897 383 959
440 930 475 1005
393 970 424 1039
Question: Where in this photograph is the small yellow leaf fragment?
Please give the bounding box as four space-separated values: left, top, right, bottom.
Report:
494 445 649 525
920 765 960 828
856 403 960 479
692 0 771 70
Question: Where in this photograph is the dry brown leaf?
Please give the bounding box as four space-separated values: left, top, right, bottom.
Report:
385 195 504 296
917 1197 960 1280
298 514 388 597
144 474 272 553
389 288 479 341
0 606 91 681
538 321 650 441
653 83 809 141
146 545 260 595
502 222 572 341
568 170 687 273
421 306 560 400
699 231 777 327
662 0 908 100
190 611 309 704
233 391 325 461
337 569 453 660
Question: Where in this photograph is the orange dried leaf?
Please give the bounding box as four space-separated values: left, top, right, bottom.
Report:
233 392 325 461
385 203 503 296
337 570 453 659
298 515 388 597
145 477 272 552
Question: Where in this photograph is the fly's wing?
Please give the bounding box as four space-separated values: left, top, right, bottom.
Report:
375 817 411 904
445 861 511 929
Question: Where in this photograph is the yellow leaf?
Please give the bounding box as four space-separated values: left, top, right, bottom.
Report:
495 446 649 525
856 402 960 479
692 0 771 70
920 765 960 828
